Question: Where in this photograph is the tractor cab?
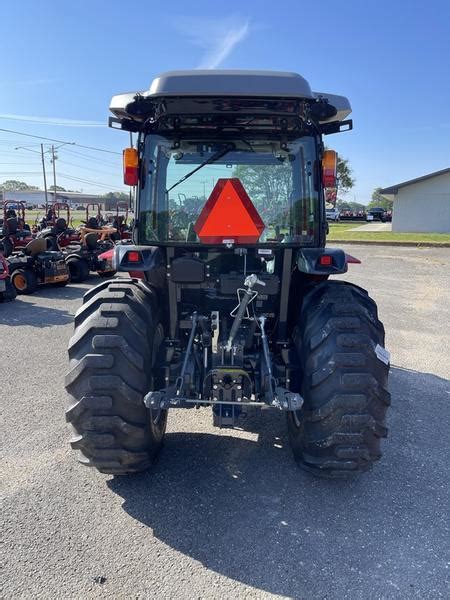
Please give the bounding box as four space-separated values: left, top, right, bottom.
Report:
110 71 351 252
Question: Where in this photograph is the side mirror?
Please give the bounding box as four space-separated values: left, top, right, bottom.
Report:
123 147 139 186
322 149 338 189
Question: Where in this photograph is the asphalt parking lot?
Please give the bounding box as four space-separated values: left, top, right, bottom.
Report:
1 245 449 599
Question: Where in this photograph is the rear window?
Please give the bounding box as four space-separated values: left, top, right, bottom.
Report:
138 134 321 246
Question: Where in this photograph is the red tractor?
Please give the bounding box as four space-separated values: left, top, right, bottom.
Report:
65 69 391 479
0 201 34 256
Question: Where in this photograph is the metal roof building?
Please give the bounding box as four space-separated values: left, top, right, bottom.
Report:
380 168 450 233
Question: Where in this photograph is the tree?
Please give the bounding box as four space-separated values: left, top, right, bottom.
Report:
233 162 292 224
0 180 39 192
367 187 393 211
233 153 355 214
336 200 366 212
102 191 129 201
336 156 355 193
48 185 67 192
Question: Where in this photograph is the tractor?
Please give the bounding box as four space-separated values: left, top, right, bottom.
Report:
0 201 34 256
65 70 390 478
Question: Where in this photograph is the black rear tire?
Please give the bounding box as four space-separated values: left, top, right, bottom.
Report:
11 269 38 295
67 257 90 283
65 279 167 474
287 280 390 478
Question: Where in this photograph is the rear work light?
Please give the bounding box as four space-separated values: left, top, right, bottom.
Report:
123 147 139 186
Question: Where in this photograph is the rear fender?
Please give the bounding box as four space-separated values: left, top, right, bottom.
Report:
296 248 360 275
111 245 164 273
64 251 83 262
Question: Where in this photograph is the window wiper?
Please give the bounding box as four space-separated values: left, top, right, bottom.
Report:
166 143 235 194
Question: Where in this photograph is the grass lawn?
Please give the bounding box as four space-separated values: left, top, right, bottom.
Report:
327 222 450 244
25 209 89 228
25 209 132 229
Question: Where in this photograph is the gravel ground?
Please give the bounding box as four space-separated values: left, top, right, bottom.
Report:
1 245 449 599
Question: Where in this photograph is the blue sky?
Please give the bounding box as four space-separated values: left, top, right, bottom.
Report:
1 0 449 201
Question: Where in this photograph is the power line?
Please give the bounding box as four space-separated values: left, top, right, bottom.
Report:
0 126 121 155
2 146 119 175
0 171 42 175
0 171 124 191
58 161 119 177
0 150 36 157
57 171 127 190
0 155 118 177
0 116 105 127
62 147 119 168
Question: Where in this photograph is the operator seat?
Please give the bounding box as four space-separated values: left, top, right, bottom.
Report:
5 217 18 235
55 217 67 231
25 238 47 256
84 232 100 249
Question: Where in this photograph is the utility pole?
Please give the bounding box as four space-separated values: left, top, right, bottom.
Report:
40 144 48 210
51 145 57 204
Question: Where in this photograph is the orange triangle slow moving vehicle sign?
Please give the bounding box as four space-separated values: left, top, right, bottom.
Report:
194 178 265 244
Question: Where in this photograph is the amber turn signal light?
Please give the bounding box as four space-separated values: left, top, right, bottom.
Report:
123 147 139 186
322 149 338 189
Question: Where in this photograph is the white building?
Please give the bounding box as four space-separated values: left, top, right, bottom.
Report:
380 168 450 233
0 190 105 208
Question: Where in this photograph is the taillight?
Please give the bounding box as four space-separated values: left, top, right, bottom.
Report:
126 250 142 263
322 149 338 188
319 255 333 266
123 147 139 186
